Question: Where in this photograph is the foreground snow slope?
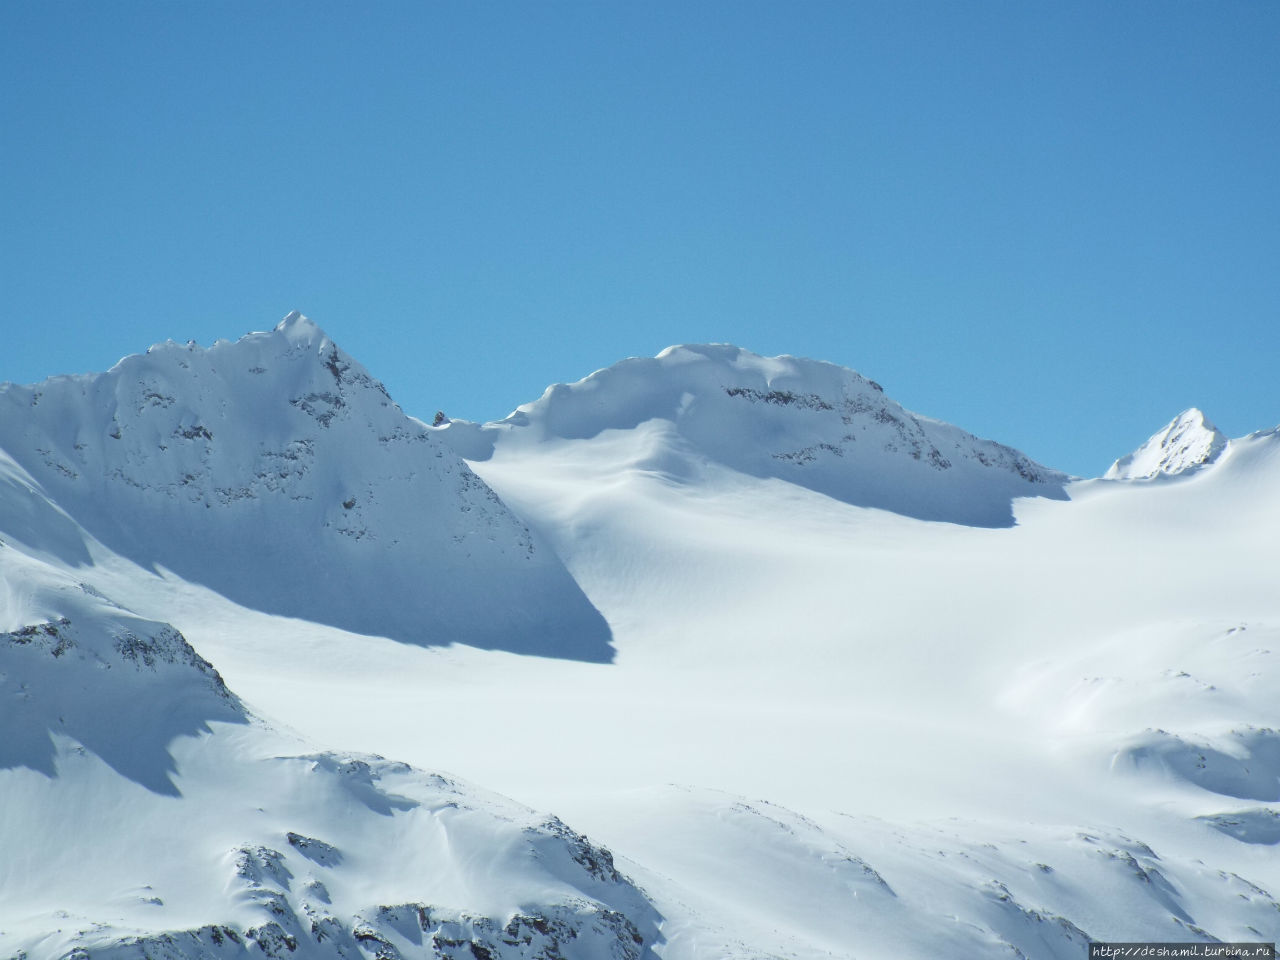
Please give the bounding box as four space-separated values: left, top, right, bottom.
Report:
0 313 609 660
4 330 1280 958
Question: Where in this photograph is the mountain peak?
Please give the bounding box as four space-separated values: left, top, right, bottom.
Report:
455 343 1067 527
1105 408 1229 481
275 309 311 330
0 315 613 660
270 309 331 346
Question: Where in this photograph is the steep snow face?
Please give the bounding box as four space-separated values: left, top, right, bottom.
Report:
448 344 1068 527
1106 408 1229 480
0 313 610 660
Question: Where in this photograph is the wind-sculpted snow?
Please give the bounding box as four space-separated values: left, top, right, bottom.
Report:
1198 809 1280 845
1117 726 1280 802
447 344 1068 526
0 313 611 661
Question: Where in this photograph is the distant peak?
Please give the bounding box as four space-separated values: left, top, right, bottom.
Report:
1176 407 1211 427
267 310 338 353
1105 408 1229 481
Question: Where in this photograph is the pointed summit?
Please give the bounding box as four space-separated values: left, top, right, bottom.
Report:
1105 408 1229 480
0 314 612 660
271 309 329 345
275 309 316 332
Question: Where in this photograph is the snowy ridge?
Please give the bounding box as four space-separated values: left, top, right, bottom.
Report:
445 343 1068 527
1105 408 1229 480
0 313 610 660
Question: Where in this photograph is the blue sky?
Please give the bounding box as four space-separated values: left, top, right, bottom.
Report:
2 2 1277 476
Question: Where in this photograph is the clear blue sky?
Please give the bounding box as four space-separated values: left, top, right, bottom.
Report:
3 2 1277 477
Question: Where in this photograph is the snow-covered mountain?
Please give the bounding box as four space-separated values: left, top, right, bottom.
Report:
3 320 1280 960
0 313 610 661
444 343 1069 527
1106 407 1230 480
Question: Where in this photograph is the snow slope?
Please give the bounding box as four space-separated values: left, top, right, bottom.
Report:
3 328 1280 959
0 314 610 661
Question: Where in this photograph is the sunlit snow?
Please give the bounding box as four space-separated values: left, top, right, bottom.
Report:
2 315 1278 959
